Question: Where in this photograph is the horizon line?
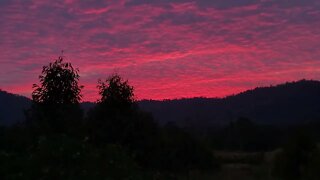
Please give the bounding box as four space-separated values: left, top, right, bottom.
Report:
1 78 318 103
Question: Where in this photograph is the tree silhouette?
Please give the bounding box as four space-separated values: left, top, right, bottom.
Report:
87 74 162 167
28 56 83 133
87 74 137 144
97 74 134 108
32 56 83 104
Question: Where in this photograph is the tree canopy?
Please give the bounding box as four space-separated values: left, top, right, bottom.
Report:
32 56 83 105
28 56 83 133
97 74 134 108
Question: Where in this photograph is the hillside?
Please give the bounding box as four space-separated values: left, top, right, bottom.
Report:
139 80 320 128
0 90 31 126
1 80 320 127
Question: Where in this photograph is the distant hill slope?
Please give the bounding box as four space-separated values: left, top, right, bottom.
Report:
1 80 320 127
139 80 320 127
0 90 31 126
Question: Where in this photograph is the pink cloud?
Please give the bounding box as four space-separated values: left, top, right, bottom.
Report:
0 0 319 101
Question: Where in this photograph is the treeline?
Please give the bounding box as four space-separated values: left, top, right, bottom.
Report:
139 79 320 127
0 57 217 179
1 56 320 179
205 118 320 152
204 119 320 179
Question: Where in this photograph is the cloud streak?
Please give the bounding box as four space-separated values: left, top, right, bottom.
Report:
0 0 320 101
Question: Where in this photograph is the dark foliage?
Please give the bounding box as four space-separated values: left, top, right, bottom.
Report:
273 129 320 180
27 56 84 134
208 117 282 151
86 74 217 172
32 56 83 105
97 74 134 108
0 129 141 180
155 122 218 172
86 74 139 145
2 60 320 179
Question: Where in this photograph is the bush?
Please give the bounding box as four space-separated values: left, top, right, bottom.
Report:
272 129 317 180
0 134 141 180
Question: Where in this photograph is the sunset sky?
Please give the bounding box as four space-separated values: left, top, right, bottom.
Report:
1 0 320 101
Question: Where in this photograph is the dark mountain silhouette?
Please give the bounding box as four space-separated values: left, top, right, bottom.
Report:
1 80 320 127
0 90 31 126
139 80 320 128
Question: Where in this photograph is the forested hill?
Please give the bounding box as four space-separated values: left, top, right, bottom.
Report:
1 80 320 127
139 80 320 127
0 90 31 126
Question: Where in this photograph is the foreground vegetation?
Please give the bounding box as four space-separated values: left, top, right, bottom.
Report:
0 56 320 179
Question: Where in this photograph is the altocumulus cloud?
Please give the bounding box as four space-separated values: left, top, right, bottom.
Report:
0 0 320 101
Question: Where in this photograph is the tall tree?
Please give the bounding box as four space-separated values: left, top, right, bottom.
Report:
87 74 136 144
87 74 162 169
28 56 83 133
32 56 83 104
97 74 134 108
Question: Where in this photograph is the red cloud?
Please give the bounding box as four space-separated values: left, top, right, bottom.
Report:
0 0 319 101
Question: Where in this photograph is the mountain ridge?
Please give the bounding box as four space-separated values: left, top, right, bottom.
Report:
0 89 31 126
139 79 320 127
1 79 320 127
